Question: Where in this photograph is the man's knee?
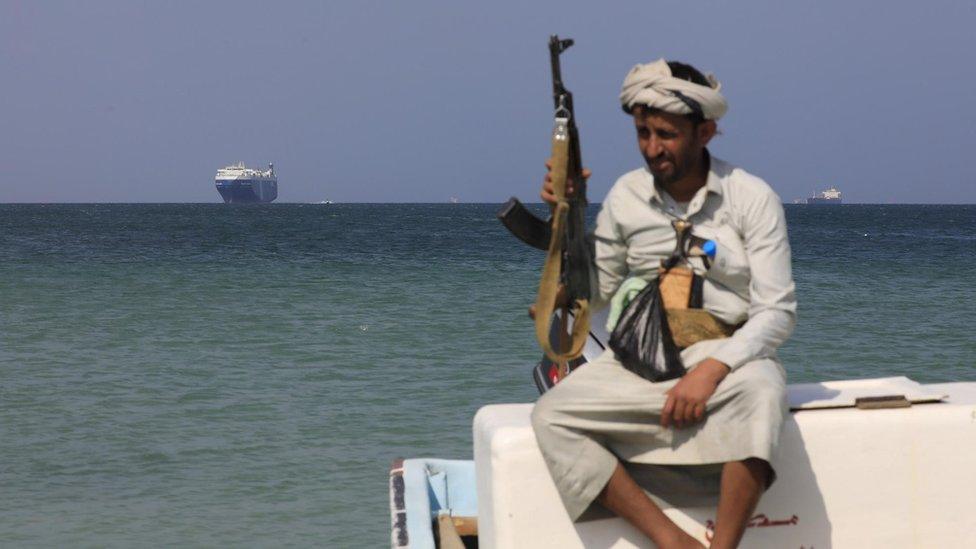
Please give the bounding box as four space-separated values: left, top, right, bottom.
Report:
732 361 786 407
747 376 785 405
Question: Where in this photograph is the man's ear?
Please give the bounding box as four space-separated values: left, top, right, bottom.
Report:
697 120 717 146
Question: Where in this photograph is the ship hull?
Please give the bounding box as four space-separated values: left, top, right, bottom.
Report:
215 179 278 203
805 197 842 204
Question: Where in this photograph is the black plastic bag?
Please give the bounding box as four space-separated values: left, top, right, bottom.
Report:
608 281 685 383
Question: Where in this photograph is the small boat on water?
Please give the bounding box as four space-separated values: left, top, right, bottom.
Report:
390 310 976 548
806 186 842 205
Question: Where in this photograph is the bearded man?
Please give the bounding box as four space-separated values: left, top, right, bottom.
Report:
532 59 796 548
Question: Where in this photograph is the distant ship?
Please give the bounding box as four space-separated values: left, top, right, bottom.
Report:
215 162 278 203
806 186 842 205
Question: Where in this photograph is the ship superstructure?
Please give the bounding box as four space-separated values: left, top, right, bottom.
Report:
215 162 278 203
806 186 842 204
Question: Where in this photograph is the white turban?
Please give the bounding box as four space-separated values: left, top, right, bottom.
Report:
619 59 728 121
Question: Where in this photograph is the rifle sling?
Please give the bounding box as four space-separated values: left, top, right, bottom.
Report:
534 199 591 362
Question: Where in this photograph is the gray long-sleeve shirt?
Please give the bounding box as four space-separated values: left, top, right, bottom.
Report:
592 155 797 370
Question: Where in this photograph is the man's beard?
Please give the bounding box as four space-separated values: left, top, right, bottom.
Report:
646 141 702 186
647 154 689 186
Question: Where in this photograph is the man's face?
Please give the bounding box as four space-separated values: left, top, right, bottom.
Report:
633 108 714 186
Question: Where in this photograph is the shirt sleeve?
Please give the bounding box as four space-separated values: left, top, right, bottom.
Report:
709 189 797 370
589 194 630 311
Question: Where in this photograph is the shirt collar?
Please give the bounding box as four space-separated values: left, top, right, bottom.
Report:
704 153 724 196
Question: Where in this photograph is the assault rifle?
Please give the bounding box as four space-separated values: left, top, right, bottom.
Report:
497 35 593 387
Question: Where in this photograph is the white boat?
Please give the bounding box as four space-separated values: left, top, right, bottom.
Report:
215 162 278 203
391 310 976 548
806 186 842 205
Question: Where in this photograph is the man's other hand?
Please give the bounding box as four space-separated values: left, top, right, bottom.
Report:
661 358 730 429
540 158 590 206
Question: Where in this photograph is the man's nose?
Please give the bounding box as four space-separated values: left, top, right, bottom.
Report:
644 134 663 158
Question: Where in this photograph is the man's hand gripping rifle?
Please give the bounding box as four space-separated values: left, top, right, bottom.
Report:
497 35 593 383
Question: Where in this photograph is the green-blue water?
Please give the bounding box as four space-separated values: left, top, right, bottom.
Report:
1 203 974 547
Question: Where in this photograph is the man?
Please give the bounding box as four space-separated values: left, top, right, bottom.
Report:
532 59 796 548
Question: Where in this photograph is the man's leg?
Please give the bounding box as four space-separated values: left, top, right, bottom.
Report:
598 462 704 549
708 458 770 549
532 353 784 546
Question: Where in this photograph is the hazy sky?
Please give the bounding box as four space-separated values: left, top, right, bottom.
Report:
2 1 974 203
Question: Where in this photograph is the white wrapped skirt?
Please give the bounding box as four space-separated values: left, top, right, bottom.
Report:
530 341 787 521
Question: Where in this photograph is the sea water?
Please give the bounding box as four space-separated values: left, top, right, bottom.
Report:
1 203 974 547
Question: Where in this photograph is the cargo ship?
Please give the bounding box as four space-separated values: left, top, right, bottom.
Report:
215 162 278 203
806 186 842 204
